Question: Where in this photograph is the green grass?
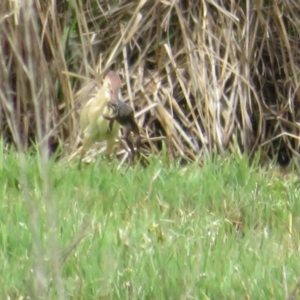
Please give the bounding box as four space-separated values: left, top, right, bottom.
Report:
1 147 300 299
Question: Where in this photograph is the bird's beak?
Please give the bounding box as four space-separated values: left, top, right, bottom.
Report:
111 88 120 101
106 98 119 115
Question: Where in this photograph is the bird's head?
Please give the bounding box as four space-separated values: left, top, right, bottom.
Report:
103 71 122 101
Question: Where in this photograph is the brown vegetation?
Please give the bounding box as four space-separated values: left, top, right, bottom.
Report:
1 0 300 165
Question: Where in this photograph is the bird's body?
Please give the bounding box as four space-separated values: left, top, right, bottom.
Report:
80 94 119 143
78 71 122 169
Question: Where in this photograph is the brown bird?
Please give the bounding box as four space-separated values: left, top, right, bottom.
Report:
78 71 122 169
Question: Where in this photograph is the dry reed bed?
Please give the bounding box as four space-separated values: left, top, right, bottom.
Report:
0 0 300 164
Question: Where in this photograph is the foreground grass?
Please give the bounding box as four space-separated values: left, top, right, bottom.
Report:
0 149 300 299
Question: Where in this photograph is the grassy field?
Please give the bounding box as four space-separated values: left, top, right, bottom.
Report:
1 147 300 299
